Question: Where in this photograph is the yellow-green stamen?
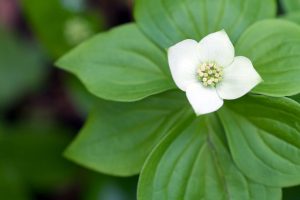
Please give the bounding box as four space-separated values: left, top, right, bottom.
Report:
197 62 223 87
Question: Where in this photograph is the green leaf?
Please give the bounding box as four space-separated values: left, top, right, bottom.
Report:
64 90 191 176
289 94 300 103
21 0 102 58
283 12 300 25
281 0 300 13
236 19 300 97
0 28 45 110
218 95 300 187
134 0 276 49
56 23 175 102
138 114 281 200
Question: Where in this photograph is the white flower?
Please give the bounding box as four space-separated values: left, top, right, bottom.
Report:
168 30 262 116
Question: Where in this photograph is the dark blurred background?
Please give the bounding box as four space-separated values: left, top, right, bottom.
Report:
0 0 138 199
1 0 300 199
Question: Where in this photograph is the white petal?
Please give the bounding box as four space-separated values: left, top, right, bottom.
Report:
168 39 201 91
186 83 223 116
198 30 234 67
216 56 262 100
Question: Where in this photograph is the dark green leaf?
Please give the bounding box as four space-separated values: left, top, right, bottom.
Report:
289 94 300 103
138 114 281 200
0 123 76 189
64 90 191 176
219 95 300 187
0 165 29 200
57 23 175 102
283 185 300 200
283 12 300 24
84 173 137 200
64 75 97 117
21 0 102 58
281 0 300 13
134 0 276 49
236 19 300 97
0 28 45 110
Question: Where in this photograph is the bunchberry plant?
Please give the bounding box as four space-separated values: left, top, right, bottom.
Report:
168 31 262 115
57 0 300 199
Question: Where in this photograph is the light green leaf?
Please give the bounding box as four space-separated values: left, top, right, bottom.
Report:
56 23 175 102
218 95 300 187
281 0 300 13
236 19 300 97
138 114 281 200
134 0 276 49
64 90 191 176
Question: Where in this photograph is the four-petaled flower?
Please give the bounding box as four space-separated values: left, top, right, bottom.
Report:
168 30 262 115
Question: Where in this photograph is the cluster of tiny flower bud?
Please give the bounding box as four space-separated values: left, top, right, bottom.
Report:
197 62 223 87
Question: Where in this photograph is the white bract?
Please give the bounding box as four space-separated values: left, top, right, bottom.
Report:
168 30 262 116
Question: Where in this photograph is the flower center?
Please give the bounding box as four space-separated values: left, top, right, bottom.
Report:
197 62 223 87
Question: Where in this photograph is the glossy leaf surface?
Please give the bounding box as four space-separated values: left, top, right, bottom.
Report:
219 95 300 187
135 0 276 48
236 20 300 97
138 114 281 200
57 24 175 101
64 91 191 176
